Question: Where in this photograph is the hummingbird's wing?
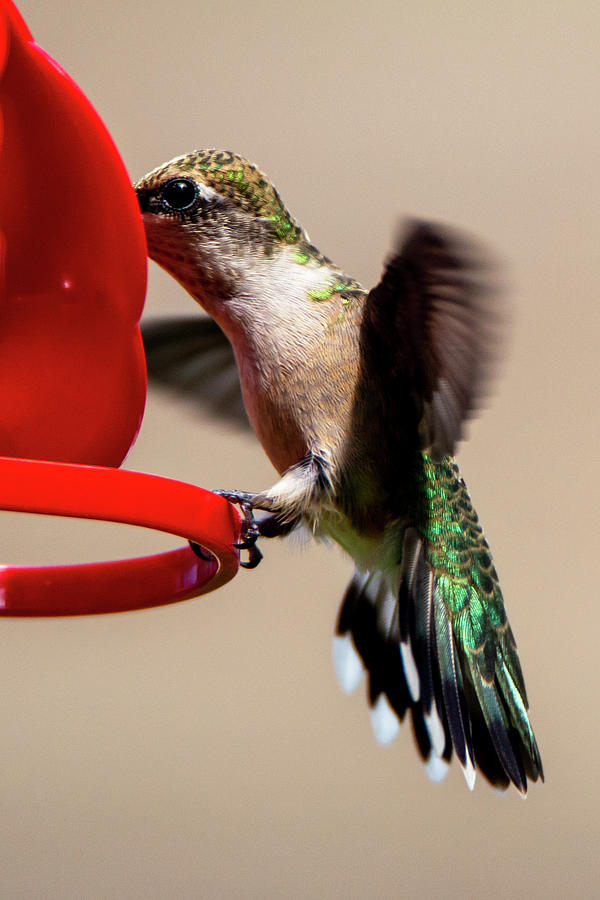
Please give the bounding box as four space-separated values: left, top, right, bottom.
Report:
141 315 251 429
364 220 504 459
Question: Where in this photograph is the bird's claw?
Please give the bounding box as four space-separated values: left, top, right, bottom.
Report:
236 541 263 569
213 490 264 569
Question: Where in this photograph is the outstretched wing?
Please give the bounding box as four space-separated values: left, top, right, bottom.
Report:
363 220 504 459
141 315 250 429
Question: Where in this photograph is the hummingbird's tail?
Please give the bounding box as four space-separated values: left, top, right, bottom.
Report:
333 456 543 793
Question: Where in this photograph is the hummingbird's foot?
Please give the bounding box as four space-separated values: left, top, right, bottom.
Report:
212 489 257 506
212 489 263 569
233 503 263 570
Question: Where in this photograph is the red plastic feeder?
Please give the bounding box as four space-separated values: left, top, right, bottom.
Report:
0 0 241 614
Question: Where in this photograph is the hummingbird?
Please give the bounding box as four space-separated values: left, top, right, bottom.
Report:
135 149 543 793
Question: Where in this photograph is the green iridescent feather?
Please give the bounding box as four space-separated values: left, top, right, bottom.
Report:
413 455 543 789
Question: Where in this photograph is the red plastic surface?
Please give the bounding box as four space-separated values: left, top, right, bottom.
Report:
0 457 242 614
0 0 147 465
0 1 242 612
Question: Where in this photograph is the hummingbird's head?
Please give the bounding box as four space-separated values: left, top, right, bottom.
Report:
135 149 309 313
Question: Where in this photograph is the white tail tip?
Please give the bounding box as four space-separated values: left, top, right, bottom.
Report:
461 756 476 791
332 634 365 694
425 753 450 783
424 707 446 758
370 693 401 745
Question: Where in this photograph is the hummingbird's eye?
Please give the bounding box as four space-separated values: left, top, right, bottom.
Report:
160 178 199 212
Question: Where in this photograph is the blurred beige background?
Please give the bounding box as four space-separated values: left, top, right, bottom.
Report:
2 0 598 897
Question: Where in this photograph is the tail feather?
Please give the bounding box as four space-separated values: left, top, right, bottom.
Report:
333 456 543 793
335 568 447 778
469 667 527 792
433 594 476 786
403 533 429 704
464 681 511 790
335 572 411 736
495 645 543 780
405 534 450 760
502 624 529 705
410 704 436 762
